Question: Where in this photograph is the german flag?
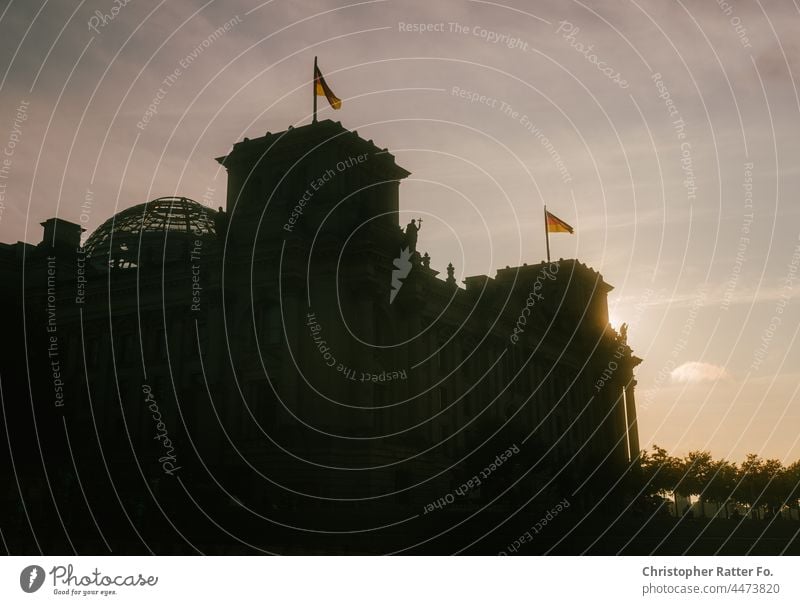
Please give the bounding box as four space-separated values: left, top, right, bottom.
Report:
545 210 574 234
314 61 341 110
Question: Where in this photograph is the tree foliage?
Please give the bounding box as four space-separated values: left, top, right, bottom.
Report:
638 446 800 519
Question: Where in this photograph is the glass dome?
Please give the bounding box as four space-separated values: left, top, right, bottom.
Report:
83 196 218 268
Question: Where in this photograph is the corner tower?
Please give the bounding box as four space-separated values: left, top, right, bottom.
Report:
215 119 410 258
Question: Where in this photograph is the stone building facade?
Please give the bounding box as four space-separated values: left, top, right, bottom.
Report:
0 120 640 553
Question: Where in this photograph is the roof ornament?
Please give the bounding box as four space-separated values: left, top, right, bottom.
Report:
446 263 456 286
403 217 422 253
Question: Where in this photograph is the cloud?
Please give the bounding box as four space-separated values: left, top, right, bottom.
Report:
671 361 730 383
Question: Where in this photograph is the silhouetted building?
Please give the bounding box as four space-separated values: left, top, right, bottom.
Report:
1 120 641 553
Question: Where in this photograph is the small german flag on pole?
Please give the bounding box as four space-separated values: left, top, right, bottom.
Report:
313 57 341 122
544 206 574 262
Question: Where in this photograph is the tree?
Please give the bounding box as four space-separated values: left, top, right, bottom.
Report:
683 451 714 517
637 448 799 522
641 445 684 516
784 461 800 518
737 454 780 520
761 458 787 518
705 459 738 518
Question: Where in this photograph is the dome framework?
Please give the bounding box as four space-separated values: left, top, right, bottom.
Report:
83 196 218 268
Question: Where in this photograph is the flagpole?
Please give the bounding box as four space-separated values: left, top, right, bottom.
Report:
312 56 318 124
544 205 551 263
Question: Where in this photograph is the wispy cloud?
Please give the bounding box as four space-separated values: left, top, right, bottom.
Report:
671 361 729 383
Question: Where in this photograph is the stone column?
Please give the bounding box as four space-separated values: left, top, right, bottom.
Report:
625 378 640 461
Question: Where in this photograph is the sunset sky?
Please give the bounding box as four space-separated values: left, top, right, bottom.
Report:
1 0 798 462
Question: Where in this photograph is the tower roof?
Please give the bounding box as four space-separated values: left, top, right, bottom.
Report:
216 120 411 180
